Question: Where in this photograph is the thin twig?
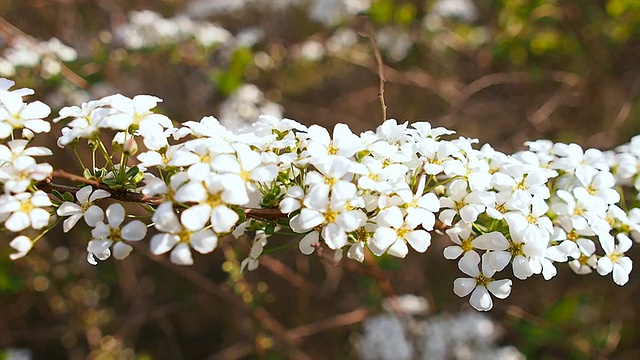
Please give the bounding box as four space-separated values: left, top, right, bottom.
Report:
38 170 288 220
287 306 370 342
134 244 313 360
259 255 327 296
362 23 387 122
347 255 425 359
212 307 370 359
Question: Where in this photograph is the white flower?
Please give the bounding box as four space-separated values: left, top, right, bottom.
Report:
575 165 620 205
291 186 366 250
150 202 218 266
401 174 440 231
439 179 486 225
9 235 32 260
279 185 304 214
443 222 475 260
597 233 633 286
0 139 52 163
55 100 112 146
552 188 606 233
57 185 110 232
303 156 356 203
416 138 460 175
100 94 174 150
0 156 52 194
175 174 241 233
370 206 431 258
304 123 363 162
0 190 51 231
453 251 512 311
0 91 51 139
504 196 553 244
88 203 147 262
241 231 269 272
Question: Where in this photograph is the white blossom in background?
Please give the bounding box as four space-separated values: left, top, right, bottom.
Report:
219 84 283 130
0 37 77 78
358 296 524 360
115 10 232 50
309 0 371 26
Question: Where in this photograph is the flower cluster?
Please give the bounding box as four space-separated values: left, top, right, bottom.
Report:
114 10 234 50
1 78 639 312
0 37 77 78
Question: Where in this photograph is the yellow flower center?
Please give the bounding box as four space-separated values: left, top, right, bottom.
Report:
19 200 33 213
475 274 491 286
460 238 474 252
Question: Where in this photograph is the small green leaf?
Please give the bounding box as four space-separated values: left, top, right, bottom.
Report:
125 165 139 179
63 192 75 202
52 190 63 200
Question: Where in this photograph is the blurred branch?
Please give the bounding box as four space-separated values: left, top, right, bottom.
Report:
331 49 463 105
259 255 327 296
527 77 579 131
213 306 370 359
360 23 387 122
287 306 370 342
0 16 89 89
135 244 313 360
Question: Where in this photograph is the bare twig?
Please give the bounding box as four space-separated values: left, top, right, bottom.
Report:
361 24 387 122
287 306 370 342
259 255 327 296
346 255 425 359
135 245 313 360
212 307 370 359
331 50 463 105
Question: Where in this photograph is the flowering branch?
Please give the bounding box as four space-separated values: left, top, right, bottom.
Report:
2 77 640 312
40 171 288 219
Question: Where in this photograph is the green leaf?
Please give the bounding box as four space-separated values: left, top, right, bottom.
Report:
52 190 63 201
125 165 140 179
63 192 75 202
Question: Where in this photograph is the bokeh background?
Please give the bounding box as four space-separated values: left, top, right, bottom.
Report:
0 0 639 358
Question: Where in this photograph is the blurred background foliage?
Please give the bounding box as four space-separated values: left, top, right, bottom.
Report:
0 0 639 359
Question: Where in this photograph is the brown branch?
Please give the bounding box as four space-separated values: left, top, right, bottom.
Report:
42 169 164 205
259 255 327 296
39 169 286 219
134 244 313 360
332 50 463 105
287 306 370 342
362 23 387 122
42 169 452 229
213 306 371 359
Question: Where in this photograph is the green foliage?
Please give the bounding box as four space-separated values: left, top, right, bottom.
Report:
511 293 617 359
368 0 417 26
0 259 23 293
213 47 254 96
